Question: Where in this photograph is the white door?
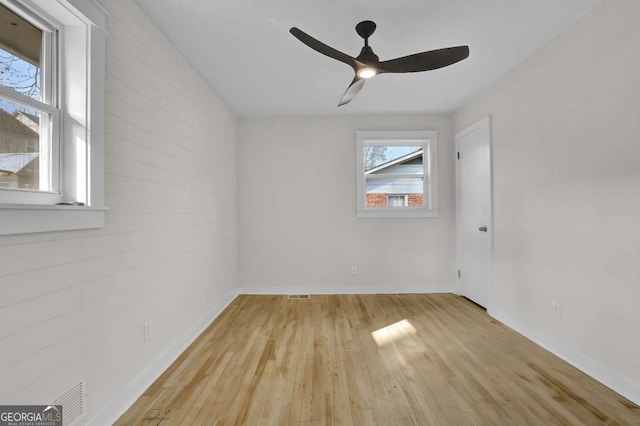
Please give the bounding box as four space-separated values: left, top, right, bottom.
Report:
456 116 492 308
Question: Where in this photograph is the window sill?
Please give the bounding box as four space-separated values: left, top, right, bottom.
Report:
0 204 108 235
357 208 439 219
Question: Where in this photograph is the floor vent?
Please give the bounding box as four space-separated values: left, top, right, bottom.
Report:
54 381 85 426
288 294 310 299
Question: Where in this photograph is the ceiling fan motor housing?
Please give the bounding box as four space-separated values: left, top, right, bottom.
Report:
357 45 379 64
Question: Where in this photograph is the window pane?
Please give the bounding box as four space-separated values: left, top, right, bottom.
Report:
0 99 50 191
366 177 425 208
364 144 425 208
0 3 42 101
364 145 422 171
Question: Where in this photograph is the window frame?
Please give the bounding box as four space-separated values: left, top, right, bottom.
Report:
0 0 107 235
356 130 438 219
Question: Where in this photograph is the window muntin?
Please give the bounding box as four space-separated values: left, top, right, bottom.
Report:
356 131 438 218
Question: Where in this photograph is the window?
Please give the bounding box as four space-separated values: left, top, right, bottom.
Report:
356 130 438 218
0 2 58 198
387 194 408 207
0 0 107 235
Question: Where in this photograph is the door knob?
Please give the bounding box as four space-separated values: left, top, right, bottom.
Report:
479 226 488 232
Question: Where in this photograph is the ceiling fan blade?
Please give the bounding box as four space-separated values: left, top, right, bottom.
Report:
338 77 365 106
290 27 358 69
377 46 469 73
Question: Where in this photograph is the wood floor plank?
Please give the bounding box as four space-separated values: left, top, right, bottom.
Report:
115 294 640 425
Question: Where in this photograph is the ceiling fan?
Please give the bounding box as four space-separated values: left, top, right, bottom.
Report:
290 21 469 106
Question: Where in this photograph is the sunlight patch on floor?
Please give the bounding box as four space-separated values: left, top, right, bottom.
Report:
371 319 416 347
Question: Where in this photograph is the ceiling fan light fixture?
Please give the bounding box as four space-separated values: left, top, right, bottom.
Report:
357 67 377 79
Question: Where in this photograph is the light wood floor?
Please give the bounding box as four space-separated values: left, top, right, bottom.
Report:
116 294 640 425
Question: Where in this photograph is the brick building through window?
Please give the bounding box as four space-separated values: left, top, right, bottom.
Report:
365 149 425 208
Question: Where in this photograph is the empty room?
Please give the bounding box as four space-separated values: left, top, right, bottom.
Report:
1 0 639 424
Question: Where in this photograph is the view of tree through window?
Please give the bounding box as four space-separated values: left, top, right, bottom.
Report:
0 48 40 102
364 146 388 170
364 146 422 170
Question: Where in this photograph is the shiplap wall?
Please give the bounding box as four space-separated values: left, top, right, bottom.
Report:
0 0 237 423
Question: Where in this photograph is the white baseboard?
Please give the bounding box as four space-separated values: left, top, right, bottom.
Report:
489 308 640 406
237 283 453 295
88 289 238 426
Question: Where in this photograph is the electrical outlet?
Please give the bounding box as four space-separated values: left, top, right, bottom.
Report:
551 302 561 319
351 266 358 275
143 320 153 342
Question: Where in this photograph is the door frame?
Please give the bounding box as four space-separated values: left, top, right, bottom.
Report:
455 115 494 309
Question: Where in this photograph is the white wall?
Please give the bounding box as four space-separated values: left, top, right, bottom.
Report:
0 0 238 423
455 0 640 403
237 115 456 294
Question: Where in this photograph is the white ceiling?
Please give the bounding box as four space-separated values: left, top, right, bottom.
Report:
135 0 600 116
